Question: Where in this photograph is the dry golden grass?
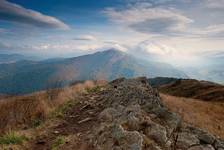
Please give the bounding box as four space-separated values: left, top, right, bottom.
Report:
160 93 224 138
0 94 51 133
0 80 107 134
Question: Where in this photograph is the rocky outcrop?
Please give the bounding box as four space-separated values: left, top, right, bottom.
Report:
84 77 224 150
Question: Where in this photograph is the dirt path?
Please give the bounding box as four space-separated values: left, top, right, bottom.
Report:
28 92 103 150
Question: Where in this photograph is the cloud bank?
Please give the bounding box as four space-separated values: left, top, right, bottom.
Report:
104 0 224 38
104 7 192 36
0 0 69 30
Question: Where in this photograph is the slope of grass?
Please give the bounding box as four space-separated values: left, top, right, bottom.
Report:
160 93 224 138
0 80 106 134
159 79 224 101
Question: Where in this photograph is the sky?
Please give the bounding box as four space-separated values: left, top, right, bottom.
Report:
0 0 224 67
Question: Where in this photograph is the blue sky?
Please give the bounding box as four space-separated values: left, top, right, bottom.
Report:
0 0 224 66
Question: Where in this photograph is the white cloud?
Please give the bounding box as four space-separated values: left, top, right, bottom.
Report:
131 40 206 67
73 35 97 41
183 24 224 38
137 41 174 55
0 0 69 30
28 38 127 53
0 28 6 33
0 41 11 50
200 24 224 36
204 0 224 9
104 1 224 38
104 6 193 35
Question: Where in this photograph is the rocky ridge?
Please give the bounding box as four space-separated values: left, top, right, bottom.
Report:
84 77 224 150
31 77 224 150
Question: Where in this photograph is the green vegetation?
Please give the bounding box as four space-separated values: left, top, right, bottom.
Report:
86 85 101 93
0 131 28 145
50 100 76 118
31 118 42 128
51 136 65 150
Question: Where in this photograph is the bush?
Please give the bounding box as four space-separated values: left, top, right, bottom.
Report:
51 136 65 150
50 100 76 118
0 131 27 145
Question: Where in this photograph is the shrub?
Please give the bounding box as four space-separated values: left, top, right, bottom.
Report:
86 86 100 93
51 136 65 150
0 131 27 145
50 100 76 118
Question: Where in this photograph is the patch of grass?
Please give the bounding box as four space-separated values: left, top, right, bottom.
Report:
86 86 101 93
51 136 65 150
50 100 76 118
0 96 50 133
0 131 28 145
31 118 42 128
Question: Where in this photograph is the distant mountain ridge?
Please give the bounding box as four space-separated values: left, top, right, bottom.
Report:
0 54 27 64
0 49 187 94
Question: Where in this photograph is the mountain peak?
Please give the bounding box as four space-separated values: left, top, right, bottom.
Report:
99 48 126 55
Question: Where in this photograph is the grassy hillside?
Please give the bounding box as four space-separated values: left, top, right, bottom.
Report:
159 79 224 101
148 77 180 87
161 93 224 138
0 80 105 134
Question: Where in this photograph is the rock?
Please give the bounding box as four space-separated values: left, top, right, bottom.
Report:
186 126 215 144
94 124 143 150
123 131 143 150
112 125 143 150
176 132 200 149
156 108 181 136
125 112 141 131
188 145 215 150
145 122 168 145
99 107 119 122
110 77 126 85
78 117 92 124
148 145 162 150
214 139 224 150
53 130 60 134
123 105 145 130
